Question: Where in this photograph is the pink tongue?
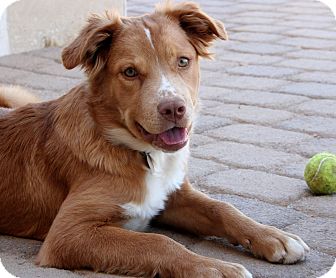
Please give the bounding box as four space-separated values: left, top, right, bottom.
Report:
158 127 188 145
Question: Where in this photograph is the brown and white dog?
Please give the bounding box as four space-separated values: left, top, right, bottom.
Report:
0 2 309 277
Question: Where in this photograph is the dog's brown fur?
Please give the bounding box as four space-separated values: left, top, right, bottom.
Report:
0 2 308 277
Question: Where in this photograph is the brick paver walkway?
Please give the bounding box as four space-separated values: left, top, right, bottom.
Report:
0 0 335 277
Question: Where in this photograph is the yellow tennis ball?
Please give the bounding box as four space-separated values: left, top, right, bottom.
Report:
304 152 336 195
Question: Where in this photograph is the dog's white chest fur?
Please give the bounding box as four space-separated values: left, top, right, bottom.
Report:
121 146 189 231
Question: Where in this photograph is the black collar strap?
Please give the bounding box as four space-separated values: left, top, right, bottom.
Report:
140 152 151 170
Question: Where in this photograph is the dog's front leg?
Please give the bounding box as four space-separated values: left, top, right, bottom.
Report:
36 182 251 278
156 181 309 264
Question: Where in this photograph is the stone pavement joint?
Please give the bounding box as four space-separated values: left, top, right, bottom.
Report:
0 0 335 277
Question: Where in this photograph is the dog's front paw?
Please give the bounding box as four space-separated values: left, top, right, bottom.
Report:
242 224 309 264
201 260 252 278
175 256 252 278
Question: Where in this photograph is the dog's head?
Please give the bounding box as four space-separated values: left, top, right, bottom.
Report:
62 1 227 153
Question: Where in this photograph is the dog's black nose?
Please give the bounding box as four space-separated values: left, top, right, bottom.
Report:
158 98 186 122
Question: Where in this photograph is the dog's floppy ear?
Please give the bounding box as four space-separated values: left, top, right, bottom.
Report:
62 11 122 76
157 1 227 57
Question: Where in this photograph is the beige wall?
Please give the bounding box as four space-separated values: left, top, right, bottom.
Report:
2 0 125 55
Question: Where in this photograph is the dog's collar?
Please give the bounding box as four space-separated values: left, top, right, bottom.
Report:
140 152 153 171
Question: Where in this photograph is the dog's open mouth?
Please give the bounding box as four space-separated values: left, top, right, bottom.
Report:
137 123 189 152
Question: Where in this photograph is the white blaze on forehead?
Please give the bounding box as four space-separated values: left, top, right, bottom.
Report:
159 74 176 96
144 28 155 49
143 28 176 97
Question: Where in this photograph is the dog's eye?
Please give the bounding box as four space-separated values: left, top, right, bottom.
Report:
123 67 138 78
178 57 189 68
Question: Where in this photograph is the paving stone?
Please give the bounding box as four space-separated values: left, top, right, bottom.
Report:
0 63 81 95
276 82 336 99
206 124 313 151
0 65 31 84
272 157 308 180
293 99 336 118
194 114 233 133
285 0 332 9
228 17 279 26
292 137 336 157
193 141 303 172
228 32 284 43
222 22 239 31
189 134 216 148
201 5 242 15
276 58 336 71
39 64 84 80
278 20 333 29
290 71 336 85
0 236 41 261
284 14 336 24
223 42 296 55
230 24 290 34
286 49 336 61
188 156 228 183
190 240 335 278
209 194 307 228
284 28 336 40
199 86 309 109
226 65 302 78
278 37 336 49
205 104 294 124
216 51 284 65
235 11 288 19
200 169 308 205
201 72 287 90
214 39 236 50
277 6 332 15
286 217 336 256
25 47 63 63
200 59 240 72
239 0 287 3
0 53 83 79
233 3 284 11
277 115 336 137
291 195 336 218
14 72 80 92
200 99 224 110
0 52 49 68
201 0 236 7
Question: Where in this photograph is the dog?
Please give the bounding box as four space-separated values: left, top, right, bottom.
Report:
0 2 309 277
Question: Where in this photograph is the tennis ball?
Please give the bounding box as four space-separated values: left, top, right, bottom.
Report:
304 152 336 195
